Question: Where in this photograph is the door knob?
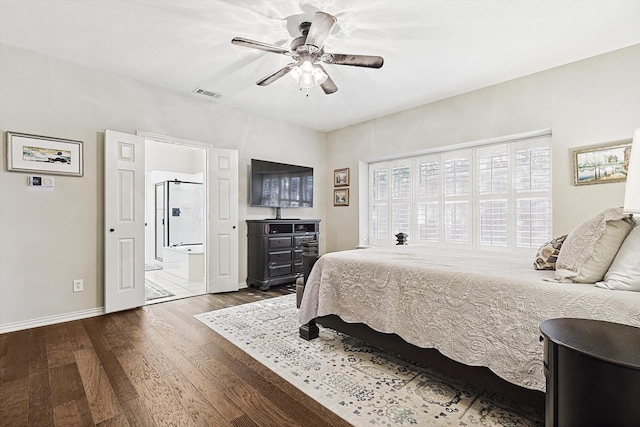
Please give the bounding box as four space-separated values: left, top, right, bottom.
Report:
109 228 115 232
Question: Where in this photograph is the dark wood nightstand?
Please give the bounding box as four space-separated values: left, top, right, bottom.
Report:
540 318 640 427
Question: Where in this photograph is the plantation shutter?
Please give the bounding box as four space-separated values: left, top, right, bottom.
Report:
443 150 471 244
514 138 551 248
477 144 509 247
369 162 390 246
415 154 440 243
391 160 412 239
367 131 551 249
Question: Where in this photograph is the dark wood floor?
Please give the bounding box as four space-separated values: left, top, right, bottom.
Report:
0 285 352 427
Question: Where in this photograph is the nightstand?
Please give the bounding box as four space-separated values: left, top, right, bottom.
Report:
540 318 640 427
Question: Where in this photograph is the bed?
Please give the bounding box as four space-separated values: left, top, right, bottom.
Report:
298 244 640 392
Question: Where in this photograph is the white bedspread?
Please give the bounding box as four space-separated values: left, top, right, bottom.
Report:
298 246 640 391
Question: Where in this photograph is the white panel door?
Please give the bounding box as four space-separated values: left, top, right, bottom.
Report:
208 148 238 292
104 130 145 313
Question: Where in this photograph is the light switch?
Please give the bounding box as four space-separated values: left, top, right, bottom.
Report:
27 176 54 187
28 176 42 186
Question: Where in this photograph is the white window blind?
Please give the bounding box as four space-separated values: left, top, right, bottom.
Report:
444 201 470 243
391 162 411 237
369 165 390 244
416 155 440 243
368 133 551 249
443 150 472 244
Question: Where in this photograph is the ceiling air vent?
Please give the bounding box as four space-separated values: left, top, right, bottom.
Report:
193 87 221 99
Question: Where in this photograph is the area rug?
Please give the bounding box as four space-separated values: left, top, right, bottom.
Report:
145 279 174 301
194 294 543 427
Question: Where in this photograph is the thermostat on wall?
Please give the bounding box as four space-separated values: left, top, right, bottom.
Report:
28 176 54 187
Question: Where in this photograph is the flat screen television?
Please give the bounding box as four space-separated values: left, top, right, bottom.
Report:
250 159 313 217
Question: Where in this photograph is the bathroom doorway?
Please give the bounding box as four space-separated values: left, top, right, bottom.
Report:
144 140 207 304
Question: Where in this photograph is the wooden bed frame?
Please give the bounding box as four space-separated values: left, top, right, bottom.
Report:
300 314 545 413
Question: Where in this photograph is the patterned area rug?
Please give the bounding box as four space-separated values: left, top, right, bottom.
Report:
195 294 543 427
145 279 174 301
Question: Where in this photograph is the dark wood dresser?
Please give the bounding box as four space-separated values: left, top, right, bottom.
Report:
246 219 320 290
539 318 640 427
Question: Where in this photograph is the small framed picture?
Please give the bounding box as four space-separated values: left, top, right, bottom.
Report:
334 168 349 187
573 139 632 185
334 188 349 206
7 131 84 176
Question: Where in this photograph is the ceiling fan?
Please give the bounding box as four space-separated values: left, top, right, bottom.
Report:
231 11 384 94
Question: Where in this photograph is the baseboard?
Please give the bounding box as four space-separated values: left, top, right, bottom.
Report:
0 307 105 334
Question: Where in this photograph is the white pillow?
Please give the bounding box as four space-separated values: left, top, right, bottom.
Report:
555 208 634 283
596 224 640 291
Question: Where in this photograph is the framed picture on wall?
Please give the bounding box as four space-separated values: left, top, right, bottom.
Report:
7 131 84 176
334 188 349 206
334 168 349 187
573 139 632 185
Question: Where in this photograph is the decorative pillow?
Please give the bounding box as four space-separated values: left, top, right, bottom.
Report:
596 224 640 291
534 235 567 270
555 208 635 283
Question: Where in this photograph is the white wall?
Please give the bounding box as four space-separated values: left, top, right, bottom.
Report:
146 140 205 175
324 44 640 253
0 44 326 330
2 41 638 330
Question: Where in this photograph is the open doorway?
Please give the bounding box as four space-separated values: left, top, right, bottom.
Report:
144 139 207 304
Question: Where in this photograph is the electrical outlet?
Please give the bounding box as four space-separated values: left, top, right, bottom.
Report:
73 279 84 293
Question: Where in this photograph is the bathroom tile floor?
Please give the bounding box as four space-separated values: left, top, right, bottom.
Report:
145 268 206 305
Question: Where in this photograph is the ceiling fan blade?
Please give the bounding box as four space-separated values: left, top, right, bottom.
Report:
231 37 290 55
316 65 337 94
324 53 384 68
256 63 297 86
320 77 338 94
305 12 337 51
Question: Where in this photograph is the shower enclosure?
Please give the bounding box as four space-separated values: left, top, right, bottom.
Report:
155 180 204 261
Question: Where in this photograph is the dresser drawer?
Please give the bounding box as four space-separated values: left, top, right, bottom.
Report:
269 236 292 249
269 250 292 263
269 264 292 277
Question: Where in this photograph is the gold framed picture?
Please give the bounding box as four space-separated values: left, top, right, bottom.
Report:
573 139 632 185
334 168 349 187
333 188 349 206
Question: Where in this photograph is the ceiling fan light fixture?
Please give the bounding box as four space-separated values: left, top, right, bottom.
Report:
290 60 327 89
312 66 328 85
301 60 313 72
290 65 302 80
299 71 315 89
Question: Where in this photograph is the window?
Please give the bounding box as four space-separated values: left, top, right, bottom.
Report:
368 133 551 249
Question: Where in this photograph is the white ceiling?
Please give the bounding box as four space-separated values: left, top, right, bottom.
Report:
1 0 639 132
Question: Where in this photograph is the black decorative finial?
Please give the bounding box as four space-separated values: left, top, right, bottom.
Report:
395 232 408 245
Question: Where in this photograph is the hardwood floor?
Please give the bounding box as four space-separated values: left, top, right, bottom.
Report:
0 285 351 427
